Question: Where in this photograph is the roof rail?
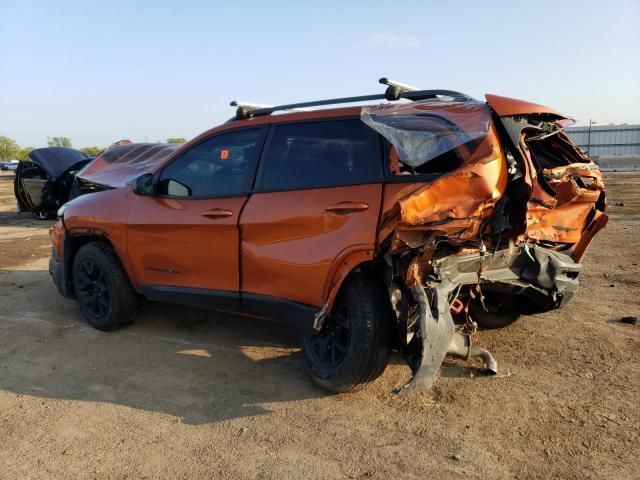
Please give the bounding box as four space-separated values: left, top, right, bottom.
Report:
230 77 474 120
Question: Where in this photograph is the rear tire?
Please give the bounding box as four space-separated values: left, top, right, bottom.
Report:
471 308 520 329
469 292 521 329
301 273 392 393
72 242 139 331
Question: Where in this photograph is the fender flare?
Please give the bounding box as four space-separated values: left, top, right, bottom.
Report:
65 227 140 294
314 245 376 329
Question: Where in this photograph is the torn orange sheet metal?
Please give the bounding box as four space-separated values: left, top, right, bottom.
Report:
527 201 595 243
524 159 606 243
369 97 606 261
399 147 506 227
379 131 507 251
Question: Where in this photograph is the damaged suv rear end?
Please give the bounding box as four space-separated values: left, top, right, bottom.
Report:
362 92 607 392
49 80 606 394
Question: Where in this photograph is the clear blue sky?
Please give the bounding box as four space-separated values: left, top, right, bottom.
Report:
1 0 639 148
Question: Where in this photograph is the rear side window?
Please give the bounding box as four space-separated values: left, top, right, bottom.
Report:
259 119 382 191
157 128 264 197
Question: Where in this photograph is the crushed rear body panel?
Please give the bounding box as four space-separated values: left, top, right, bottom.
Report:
360 95 607 391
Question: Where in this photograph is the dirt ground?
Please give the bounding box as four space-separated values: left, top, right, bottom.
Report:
0 170 638 479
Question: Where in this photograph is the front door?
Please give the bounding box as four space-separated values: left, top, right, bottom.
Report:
127 127 266 300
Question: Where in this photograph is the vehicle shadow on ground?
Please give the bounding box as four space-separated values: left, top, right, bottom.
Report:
0 210 55 227
0 269 326 425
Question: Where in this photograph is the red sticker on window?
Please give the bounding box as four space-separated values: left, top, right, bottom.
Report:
220 149 229 160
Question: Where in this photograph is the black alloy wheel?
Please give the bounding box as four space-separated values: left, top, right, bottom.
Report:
72 242 139 331
301 273 393 393
76 259 111 319
308 302 352 369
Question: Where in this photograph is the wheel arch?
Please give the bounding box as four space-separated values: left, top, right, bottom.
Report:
318 246 392 327
303 255 395 393
63 230 138 297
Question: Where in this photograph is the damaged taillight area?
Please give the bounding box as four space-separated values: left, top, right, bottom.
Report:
356 97 607 393
522 131 607 259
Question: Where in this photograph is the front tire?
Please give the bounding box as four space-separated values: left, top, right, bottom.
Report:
72 242 139 331
302 273 392 393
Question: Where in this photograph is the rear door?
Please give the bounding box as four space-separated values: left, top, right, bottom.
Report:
240 118 384 308
127 127 266 303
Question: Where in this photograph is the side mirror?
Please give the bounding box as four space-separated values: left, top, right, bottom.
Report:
132 173 155 196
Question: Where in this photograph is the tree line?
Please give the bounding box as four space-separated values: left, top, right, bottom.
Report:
0 136 189 161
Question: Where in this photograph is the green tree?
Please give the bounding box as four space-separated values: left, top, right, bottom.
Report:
80 146 103 157
0 136 20 161
14 146 34 162
166 137 188 144
47 136 73 148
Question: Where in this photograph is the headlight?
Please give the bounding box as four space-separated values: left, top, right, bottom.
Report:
57 204 68 219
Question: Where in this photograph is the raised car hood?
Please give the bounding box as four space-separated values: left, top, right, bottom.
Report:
76 143 180 188
28 147 91 180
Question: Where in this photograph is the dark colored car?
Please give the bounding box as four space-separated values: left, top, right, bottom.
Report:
49 79 607 393
0 160 19 171
14 147 93 219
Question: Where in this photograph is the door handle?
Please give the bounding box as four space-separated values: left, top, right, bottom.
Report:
324 202 369 215
201 208 233 219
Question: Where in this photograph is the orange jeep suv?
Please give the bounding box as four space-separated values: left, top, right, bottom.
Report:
50 79 607 393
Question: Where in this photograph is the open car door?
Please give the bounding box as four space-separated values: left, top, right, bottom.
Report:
14 148 92 216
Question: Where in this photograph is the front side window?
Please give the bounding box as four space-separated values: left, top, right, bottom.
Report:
259 119 382 191
157 128 263 197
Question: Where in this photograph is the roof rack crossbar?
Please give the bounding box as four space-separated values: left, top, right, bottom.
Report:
379 77 420 91
230 101 274 109
248 93 388 118
403 89 474 102
231 82 474 120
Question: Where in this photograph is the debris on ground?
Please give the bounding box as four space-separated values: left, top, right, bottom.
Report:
619 316 638 325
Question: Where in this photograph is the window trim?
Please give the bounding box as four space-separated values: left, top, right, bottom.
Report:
253 117 385 194
154 126 268 200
